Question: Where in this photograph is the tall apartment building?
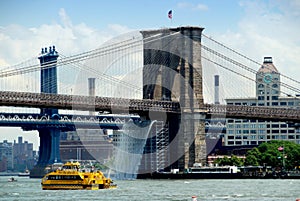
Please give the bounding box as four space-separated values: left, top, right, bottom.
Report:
0 137 36 172
0 140 13 171
225 57 300 146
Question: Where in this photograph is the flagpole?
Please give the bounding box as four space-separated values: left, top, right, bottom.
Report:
282 146 285 170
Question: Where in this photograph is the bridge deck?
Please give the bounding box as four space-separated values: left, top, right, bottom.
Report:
0 91 299 122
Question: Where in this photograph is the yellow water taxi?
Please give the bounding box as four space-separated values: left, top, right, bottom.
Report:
41 161 116 190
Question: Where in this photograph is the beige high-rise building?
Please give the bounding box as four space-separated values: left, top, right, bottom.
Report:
225 57 300 146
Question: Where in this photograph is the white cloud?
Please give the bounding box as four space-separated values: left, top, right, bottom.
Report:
209 0 300 96
0 9 132 67
177 2 208 11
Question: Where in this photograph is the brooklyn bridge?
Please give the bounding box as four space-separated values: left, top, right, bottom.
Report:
0 26 299 177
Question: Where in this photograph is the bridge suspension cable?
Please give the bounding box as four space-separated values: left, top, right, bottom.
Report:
202 34 300 86
201 34 300 96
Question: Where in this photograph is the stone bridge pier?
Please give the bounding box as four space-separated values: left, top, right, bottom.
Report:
141 26 207 171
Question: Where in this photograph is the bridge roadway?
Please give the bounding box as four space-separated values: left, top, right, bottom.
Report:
0 91 299 122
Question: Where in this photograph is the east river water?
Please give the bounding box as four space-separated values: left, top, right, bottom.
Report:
0 176 299 201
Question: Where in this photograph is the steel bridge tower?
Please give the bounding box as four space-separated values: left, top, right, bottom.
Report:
141 26 206 171
30 46 62 177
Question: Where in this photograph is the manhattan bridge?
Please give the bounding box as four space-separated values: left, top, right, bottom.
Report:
0 26 299 178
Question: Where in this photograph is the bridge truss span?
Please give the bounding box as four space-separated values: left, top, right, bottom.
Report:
205 104 300 123
0 91 181 114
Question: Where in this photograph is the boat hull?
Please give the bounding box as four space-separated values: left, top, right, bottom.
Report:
41 183 117 190
40 161 117 190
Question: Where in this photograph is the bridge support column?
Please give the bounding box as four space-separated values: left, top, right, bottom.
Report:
49 129 61 163
30 128 62 178
30 46 61 178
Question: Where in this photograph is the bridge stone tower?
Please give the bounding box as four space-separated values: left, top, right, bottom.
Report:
140 26 206 171
31 46 61 177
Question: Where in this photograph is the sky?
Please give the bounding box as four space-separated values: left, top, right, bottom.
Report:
0 0 300 150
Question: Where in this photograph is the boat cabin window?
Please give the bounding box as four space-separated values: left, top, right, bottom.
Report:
48 175 82 180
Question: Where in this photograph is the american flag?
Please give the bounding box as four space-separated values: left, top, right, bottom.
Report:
168 10 172 19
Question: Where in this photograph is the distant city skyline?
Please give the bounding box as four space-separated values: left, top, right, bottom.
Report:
0 0 299 148
0 129 38 150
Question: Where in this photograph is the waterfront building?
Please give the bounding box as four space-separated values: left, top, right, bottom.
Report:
225 57 300 146
60 129 113 163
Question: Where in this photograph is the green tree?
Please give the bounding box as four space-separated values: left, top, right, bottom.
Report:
245 140 300 170
214 155 244 166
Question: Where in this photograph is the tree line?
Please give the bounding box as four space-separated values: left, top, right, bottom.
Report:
214 140 300 170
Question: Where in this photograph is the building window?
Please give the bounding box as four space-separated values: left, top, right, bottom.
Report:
281 124 287 128
258 84 264 88
243 130 249 134
258 96 264 100
288 135 295 139
280 102 287 106
243 124 249 129
288 102 294 106
272 96 278 100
